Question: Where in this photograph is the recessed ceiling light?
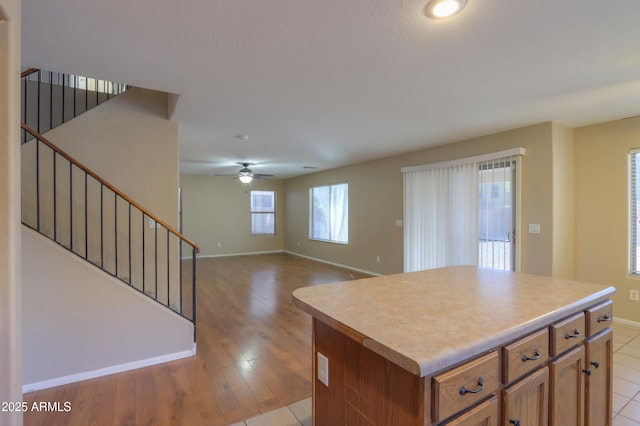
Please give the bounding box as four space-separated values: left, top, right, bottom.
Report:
425 0 467 19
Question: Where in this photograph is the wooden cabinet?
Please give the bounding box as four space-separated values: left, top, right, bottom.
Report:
502 366 549 426
307 299 613 425
585 328 613 426
549 345 586 425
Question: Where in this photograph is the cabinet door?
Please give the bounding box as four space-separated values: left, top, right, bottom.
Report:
549 345 586 426
443 396 499 426
502 366 549 426
585 329 612 426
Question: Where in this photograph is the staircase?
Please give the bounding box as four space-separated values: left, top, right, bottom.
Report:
20 68 199 341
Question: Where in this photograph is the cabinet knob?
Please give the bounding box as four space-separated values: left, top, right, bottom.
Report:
582 368 592 376
459 377 484 395
565 329 582 339
509 420 521 426
590 361 600 369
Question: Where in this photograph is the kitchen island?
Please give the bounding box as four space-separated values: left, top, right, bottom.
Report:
292 266 615 425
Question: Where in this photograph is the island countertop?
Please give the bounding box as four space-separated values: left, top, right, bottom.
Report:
291 265 615 377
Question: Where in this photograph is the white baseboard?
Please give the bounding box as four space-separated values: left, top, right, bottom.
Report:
284 250 383 277
23 343 197 393
614 317 640 329
183 249 285 260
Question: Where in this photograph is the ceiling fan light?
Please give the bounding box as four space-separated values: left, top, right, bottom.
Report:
239 175 253 183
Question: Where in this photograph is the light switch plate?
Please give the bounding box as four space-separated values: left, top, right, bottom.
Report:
317 352 329 386
528 224 541 234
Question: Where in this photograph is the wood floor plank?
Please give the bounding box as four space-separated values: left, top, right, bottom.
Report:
23 253 370 425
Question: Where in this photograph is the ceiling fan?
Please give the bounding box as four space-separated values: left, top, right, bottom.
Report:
216 162 274 183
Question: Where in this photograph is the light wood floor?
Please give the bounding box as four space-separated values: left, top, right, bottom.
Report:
23 253 370 426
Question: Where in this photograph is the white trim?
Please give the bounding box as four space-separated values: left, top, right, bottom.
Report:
613 317 640 329
284 250 383 277
401 147 526 173
22 344 197 393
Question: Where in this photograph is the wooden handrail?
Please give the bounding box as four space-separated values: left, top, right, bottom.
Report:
21 68 39 78
21 123 200 253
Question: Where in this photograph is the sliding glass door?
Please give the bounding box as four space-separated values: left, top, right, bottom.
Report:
478 159 516 271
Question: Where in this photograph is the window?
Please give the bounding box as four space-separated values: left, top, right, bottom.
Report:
630 150 640 274
310 183 349 244
250 191 275 235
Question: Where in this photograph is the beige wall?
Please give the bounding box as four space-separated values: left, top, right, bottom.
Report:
180 175 285 256
285 122 558 276
0 0 22 424
575 117 640 323
42 87 180 227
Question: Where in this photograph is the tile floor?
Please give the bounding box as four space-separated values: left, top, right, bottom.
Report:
230 322 640 425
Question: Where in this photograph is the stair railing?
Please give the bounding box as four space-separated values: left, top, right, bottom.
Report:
21 68 129 143
21 123 200 340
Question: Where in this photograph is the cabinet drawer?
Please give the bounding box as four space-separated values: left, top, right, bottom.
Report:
550 312 585 357
432 351 500 423
585 300 613 337
441 395 499 425
503 328 549 383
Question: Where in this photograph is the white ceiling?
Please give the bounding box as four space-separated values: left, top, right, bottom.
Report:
21 0 640 178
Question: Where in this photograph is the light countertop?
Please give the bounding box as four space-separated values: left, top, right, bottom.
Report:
292 266 615 377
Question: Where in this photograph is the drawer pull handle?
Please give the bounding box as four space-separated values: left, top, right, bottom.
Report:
509 420 521 426
597 314 612 323
565 329 582 339
459 377 484 395
582 368 591 376
591 361 600 369
522 349 541 362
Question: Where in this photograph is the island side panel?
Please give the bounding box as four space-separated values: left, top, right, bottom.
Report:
313 319 428 425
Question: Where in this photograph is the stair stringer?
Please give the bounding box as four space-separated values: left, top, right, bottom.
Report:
21 225 195 393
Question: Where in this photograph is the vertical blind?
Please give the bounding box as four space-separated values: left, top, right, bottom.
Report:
630 149 640 274
402 148 524 273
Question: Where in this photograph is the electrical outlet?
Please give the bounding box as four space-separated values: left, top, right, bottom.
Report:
376 256 381 263
631 290 640 302
317 352 329 386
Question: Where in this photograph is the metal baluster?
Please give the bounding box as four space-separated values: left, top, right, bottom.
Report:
142 212 146 295
114 193 118 277
53 151 57 241
61 73 66 124
192 247 197 339
36 138 41 231
166 229 170 308
23 73 27 142
49 71 53 132
155 221 158 301
179 240 183 315
128 204 132 286
70 163 73 252
37 70 41 133
100 183 104 267
73 75 77 118
84 172 88 259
